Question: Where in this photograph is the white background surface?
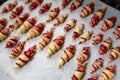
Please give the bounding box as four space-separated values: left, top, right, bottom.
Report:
0 0 120 80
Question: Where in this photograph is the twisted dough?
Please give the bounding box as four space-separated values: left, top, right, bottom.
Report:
113 25 120 39
61 0 71 9
0 18 7 30
88 74 99 80
23 0 32 4
92 33 103 45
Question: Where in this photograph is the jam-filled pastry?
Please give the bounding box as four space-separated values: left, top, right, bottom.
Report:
98 37 112 55
88 74 99 80
92 33 103 45
38 28 54 50
100 16 117 31
71 63 87 80
26 22 45 40
29 0 43 10
69 0 83 12
38 2 52 14
80 2 94 18
90 6 107 27
9 41 26 59
53 13 68 26
0 0 17 14
0 28 11 42
17 17 36 34
72 24 84 39
76 46 90 65
101 65 116 80
90 58 103 74
113 25 120 39
9 12 29 29
61 0 71 9
108 46 120 63
9 5 23 19
57 45 76 68
0 18 7 30
23 0 32 4
5 36 19 48
46 7 60 22
46 35 65 58
79 31 93 44
13 45 36 69
64 19 77 32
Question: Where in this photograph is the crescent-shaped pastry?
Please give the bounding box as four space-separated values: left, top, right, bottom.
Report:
92 33 103 45
38 28 54 50
72 24 84 39
9 41 26 59
13 45 36 69
38 2 52 14
0 0 17 14
46 7 60 22
113 25 120 39
17 17 36 34
9 5 23 19
69 0 83 12
108 46 120 63
57 45 76 68
76 46 90 65
80 2 94 18
101 65 116 80
23 0 32 4
61 0 71 9
90 58 103 74
100 16 117 31
98 37 112 55
79 31 93 44
0 18 7 30
64 19 77 32
46 35 65 58
90 6 107 27
53 13 68 26
26 22 45 40
5 36 19 48
88 74 99 80
71 63 87 80
9 12 29 29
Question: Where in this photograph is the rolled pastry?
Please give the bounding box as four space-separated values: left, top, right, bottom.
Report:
88 74 99 80
92 33 103 45
113 25 120 39
61 0 71 9
0 18 7 30
23 0 32 4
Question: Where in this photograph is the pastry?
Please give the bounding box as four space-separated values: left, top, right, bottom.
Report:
5 36 19 48
90 6 107 27
38 2 52 14
113 25 120 39
79 31 93 44
101 65 116 80
13 45 36 69
0 0 17 14
61 0 71 9
9 5 23 19
71 63 87 80
46 7 60 22
76 46 90 65
0 28 11 42
26 22 45 40
69 0 83 12
64 19 77 32
72 24 84 39
88 74 99 80
90 58 103 74
108 46 120 63
9 41 26 59
23 0 32 4
9 12 29 29
100 16 117 31
53 13 68 26
92 33 103 45
17 17 36 34
29 0 43 10
57 45 76 68
80 2 94 18
38 27 54 50
46 35 65 58
98 37 112 55
0 18 7 30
